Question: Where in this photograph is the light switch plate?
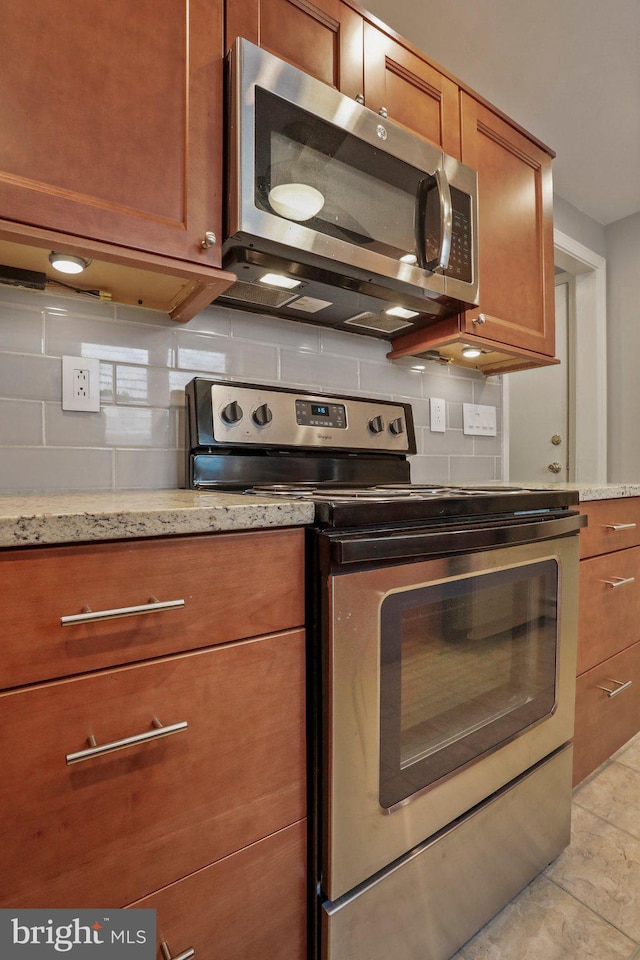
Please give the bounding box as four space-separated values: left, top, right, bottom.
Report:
463 403 497 436
62 355 101 412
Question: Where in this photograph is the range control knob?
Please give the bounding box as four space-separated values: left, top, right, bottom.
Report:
252 403 273 427
221 400 243 425
368 415 385 435
389 417 405 436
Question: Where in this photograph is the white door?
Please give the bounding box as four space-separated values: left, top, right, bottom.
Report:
508 278 570 482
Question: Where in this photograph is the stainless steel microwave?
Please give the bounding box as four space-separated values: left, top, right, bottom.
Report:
220 39 479 340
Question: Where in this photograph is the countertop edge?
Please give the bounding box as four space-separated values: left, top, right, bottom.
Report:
0 492 316 548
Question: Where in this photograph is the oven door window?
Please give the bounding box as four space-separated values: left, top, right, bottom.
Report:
379 560 559 809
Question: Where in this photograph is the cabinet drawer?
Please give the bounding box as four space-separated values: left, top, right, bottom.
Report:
579 498 640 558
577 546 640 673
0 529 304 688
129 821 307 960
0 630 305 907
573 640 640 785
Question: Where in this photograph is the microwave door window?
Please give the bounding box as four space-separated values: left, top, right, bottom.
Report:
254 88 427 264
379 560 559 808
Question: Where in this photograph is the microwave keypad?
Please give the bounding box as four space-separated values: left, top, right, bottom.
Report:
446 188 473 283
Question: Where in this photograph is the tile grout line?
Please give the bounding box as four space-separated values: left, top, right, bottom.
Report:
544 875 640 947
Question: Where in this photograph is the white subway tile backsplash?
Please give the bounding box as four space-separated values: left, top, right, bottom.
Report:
0 302 44 354
0 354 61 401
0 288 503 493
280 348 359 391
46 314 175 367
359 360 425 398
115 449 183 490
45 405 174 448
175 330 278 380
450 456 499 482
0 399 43 445
0 447 113 493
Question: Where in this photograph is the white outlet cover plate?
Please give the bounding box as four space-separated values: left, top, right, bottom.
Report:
429 397 446 433
62 355 101 412
463 403 497 436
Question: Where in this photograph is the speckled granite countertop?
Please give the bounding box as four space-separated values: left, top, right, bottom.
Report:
0 490 316 548
504 483 640 502
1 483 639 549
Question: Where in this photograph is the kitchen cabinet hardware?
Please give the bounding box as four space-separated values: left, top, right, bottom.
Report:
551 434 562 445
473 314 486 325
378 106 388 118
160 941 195 960
65 718 188 765
200 232 217 249
60 597 185 626
548 462 562 474
596 678 633 698
603 522 637 531
355 94 365 104
599 576 636 589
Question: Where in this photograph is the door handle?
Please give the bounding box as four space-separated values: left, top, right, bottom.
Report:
65 718 188 764
548 462 562 474
597 678 633 698
416 169 452 273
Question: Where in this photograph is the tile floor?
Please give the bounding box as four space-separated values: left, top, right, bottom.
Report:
450 732 640 960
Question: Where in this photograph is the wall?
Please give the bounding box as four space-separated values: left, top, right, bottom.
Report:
553 196 606 259
605 212 640 480
0 286 503 494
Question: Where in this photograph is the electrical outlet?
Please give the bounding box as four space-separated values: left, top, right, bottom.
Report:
62 356 101 412
430 397 446 433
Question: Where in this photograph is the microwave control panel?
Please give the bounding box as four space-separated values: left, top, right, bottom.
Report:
446 187 473 283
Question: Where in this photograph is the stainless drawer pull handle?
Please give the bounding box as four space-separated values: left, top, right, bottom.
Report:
66 718 188 765
603 522 637 531
599 576 636 588
597 678 633 698
60 597 185 626
160 943 195 960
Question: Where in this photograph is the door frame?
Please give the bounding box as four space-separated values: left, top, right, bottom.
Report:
504 229 607 482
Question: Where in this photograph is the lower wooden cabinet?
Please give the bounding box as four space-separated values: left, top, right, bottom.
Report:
573 640 640 786
0 629 305 908
129 820 307 960
573 497 640 785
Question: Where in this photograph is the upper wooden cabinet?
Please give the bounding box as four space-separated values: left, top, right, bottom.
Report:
388 94 557 375
0 0 233 320
226 1 459 155
362 23 460 157
226 0 364 98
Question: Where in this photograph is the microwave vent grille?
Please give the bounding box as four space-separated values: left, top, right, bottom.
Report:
344 312 412 334
220 279 300 310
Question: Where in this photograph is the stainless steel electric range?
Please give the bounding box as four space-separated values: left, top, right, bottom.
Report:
185 378 586 960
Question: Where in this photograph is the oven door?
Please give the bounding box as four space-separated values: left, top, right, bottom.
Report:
319 516 581 902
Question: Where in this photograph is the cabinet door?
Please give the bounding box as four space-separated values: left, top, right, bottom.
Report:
129 821 307 960
0 631 305 908
0 529 305 688
0 0 223 267
363 23 460 157
573 641 640 785
461 93 555 356
577 546 640 674
226 0 363 99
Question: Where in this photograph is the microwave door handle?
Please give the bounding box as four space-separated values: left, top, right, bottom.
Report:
418 169 453 273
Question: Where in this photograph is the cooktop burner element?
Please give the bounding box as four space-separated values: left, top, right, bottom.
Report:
185 378 580 528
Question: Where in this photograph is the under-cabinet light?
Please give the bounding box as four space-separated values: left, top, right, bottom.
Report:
462 346 483 359
385 305 420 320
49 252 91 275
399 254 418 265
259 273 302 290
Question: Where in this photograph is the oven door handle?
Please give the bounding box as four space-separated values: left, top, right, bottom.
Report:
327 512 587 566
